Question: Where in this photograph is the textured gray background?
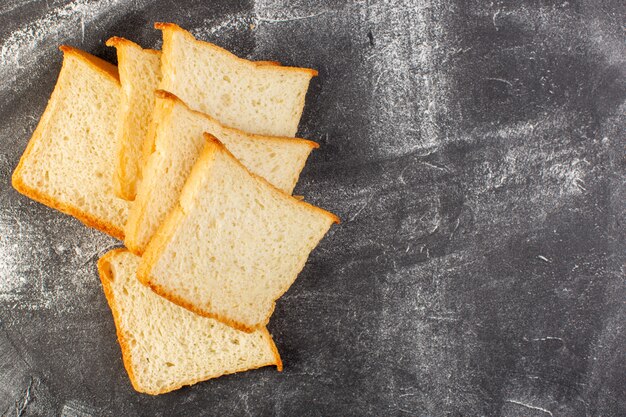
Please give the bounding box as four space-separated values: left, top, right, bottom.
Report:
1 0 625 416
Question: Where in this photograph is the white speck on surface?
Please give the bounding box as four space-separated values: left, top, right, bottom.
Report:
0 0 152 104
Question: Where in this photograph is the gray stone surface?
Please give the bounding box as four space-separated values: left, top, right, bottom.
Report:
0 0 624 415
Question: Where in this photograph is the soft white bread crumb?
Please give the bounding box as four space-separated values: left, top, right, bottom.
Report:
156 22 317 137
106 37 162 201
124 90 317 255
138 135 339 332
12 46 130 239
98 249 282 395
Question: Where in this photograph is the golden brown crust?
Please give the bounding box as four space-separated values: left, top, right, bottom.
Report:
154 90 319 149
261 328 284 372
110 42 135 201
97 249 142 392
155 22 318 77
255 60 281 66
12 174 125 240
105 36 161 56
59 45 119 82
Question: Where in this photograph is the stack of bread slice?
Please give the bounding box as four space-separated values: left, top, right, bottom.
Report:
12 23 338 395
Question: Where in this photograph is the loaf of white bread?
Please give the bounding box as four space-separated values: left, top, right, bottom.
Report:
12 23 338 394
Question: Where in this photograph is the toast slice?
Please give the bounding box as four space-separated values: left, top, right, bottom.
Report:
98 249 282 395
138 135 339 332
12 46 130 240
106 37 162 201
156 22 317 137
124 90 318 255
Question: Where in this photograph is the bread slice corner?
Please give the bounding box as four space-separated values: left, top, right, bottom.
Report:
137 133 339 332
98 248 282 395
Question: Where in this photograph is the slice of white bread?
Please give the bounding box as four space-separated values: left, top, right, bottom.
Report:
12 46 130 240
156 22 317 137
124 90 318 255
98 249 282 395
138 135 339 332
106 37 162 201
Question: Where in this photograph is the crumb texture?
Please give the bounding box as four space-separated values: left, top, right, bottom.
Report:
159 26 314 137
102 250 278 394
14 53 130 233
147 144 334 329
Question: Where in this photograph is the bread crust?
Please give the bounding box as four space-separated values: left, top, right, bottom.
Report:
99 249 282 395
155 22 318 76
97 249 141 390
12 46 125 240
105 36 161 56
138 135 338 330
255 60 281 66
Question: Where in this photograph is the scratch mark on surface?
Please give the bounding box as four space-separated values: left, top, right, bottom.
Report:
485 77 513 87
532 336 564 342
255 11 326 24
537 255 552 263
15 378 33 417
506 399 554 416
493 10 501 30
574 177 587 191
449 217 461 240
421 161 448 172
80 11 85 43
427 316 459 322
348 195 373 222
